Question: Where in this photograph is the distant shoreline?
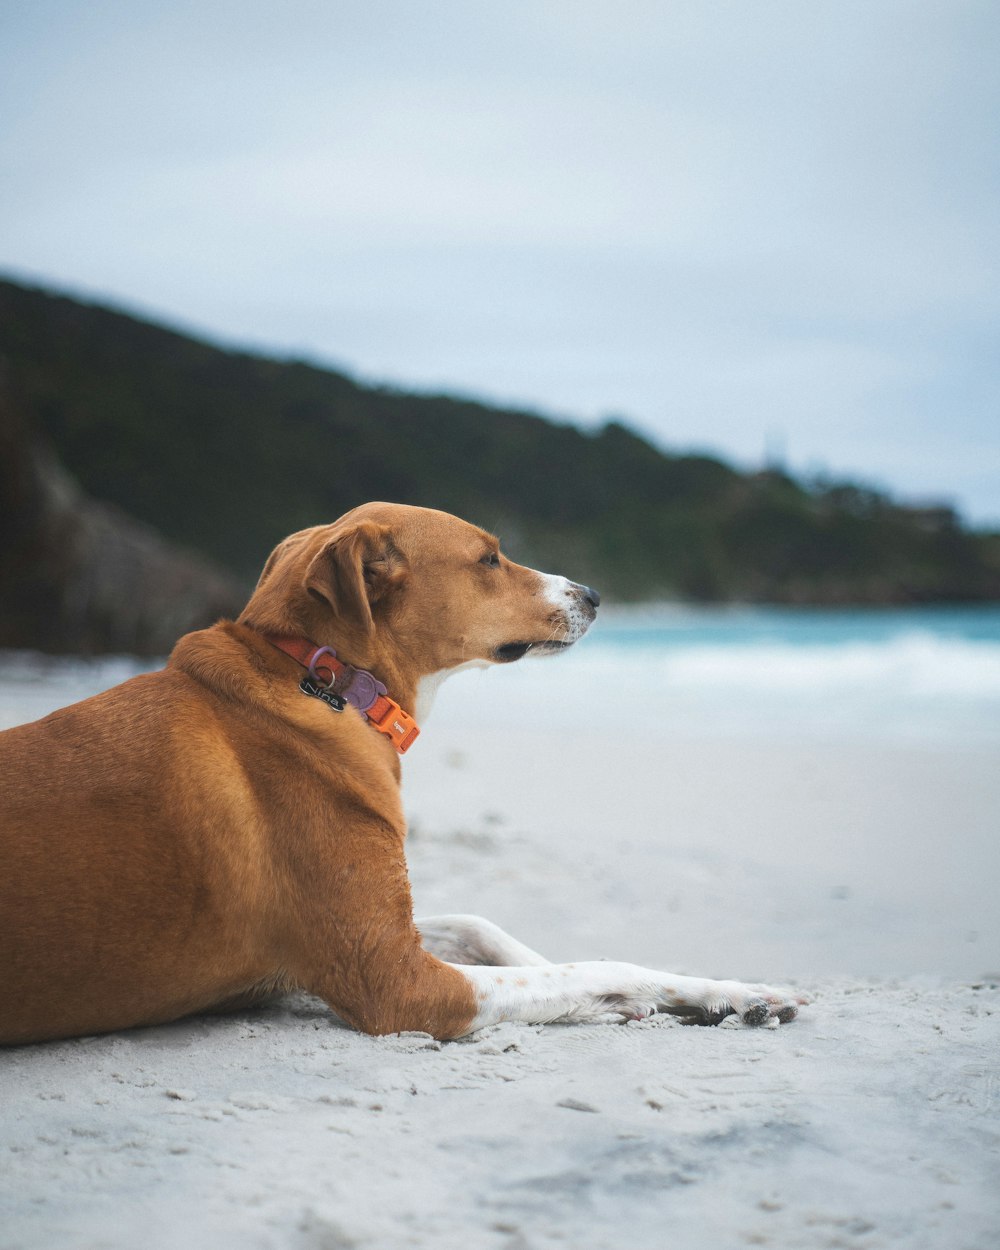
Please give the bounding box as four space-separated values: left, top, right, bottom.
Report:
3 275 998 617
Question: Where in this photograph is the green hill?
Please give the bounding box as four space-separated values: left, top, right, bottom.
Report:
2 275 998 604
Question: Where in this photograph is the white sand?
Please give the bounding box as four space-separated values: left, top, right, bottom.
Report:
2 656 999 1248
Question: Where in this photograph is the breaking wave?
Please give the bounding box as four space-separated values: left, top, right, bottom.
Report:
1 608 998 744
504 609 1000 743
619 633 1000 699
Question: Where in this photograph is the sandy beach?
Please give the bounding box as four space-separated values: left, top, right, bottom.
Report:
2 642 999 1249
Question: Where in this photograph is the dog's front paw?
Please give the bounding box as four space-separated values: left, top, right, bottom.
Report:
674 979 809 1027
714 980 809 1026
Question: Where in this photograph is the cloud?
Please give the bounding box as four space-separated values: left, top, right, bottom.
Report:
1 0 997 521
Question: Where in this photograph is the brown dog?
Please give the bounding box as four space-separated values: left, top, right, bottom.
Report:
1 503 805 1045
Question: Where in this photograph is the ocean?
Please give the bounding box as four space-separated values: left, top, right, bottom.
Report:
2 606 999 746
436 604 1000 748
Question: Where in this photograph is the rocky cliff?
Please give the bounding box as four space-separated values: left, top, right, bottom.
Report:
0 388 245 655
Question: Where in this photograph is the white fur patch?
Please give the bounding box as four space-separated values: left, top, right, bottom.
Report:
535 571 594 647
416 914 551 967
450 961 806 1033
414 660 489 722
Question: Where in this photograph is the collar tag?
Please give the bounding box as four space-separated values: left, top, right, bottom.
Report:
264 632 419 752
299 676 346 712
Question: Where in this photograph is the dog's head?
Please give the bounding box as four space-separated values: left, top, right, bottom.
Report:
240 503 599 691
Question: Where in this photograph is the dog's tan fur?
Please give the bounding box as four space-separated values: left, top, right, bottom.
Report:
1 503 591 1045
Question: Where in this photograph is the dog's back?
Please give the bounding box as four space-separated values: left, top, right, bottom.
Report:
0 655 276 1043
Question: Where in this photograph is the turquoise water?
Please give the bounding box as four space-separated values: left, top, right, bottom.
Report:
586 604 1000 650
1 607 999 744
473 605 1000 745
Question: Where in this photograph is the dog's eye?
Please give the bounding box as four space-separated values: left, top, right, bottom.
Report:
480 552 501 569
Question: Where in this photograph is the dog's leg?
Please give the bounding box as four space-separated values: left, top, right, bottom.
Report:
415 914 551 967
449 961 808 1031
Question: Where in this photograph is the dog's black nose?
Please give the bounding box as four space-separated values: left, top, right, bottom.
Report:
583 585 601 609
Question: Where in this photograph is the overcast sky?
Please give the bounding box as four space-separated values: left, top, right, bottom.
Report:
2 1 998 523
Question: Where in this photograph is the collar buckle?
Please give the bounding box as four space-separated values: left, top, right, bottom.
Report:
365 698 420 754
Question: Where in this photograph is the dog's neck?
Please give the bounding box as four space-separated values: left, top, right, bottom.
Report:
239 594 484 745
259 632 421 754
254 630 490 746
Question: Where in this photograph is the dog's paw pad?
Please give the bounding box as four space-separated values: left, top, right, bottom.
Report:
741 1000 770 1028
717 979 808 1027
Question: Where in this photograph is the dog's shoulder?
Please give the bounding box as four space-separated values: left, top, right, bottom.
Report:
171 621 402 791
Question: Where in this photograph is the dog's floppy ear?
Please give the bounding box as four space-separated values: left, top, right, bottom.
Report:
305 521 406 631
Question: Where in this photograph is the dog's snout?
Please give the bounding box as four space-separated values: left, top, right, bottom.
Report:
571 582 600 610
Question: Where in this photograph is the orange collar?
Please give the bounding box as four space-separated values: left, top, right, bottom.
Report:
262 634 420 755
